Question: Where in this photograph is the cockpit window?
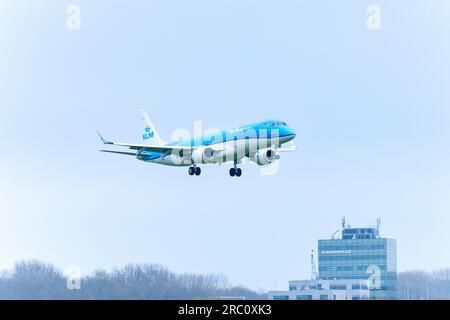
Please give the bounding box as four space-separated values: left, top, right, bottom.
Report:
268 122 287 127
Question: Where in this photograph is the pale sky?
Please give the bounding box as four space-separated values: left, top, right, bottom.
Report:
1 0 450 291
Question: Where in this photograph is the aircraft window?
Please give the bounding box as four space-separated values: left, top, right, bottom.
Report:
271 122 276 126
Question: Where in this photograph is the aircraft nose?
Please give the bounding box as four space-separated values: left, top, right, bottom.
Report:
289 127 296 139
282 126 296 142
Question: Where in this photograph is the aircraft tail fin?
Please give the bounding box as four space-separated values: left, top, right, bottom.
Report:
140 109 163 145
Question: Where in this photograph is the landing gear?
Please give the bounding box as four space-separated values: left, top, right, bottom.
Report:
188 166 201 176
229 166 242 177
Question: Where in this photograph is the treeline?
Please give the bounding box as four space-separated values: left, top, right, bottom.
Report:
2 260 450 300
0 260 266 300
397 269 450 300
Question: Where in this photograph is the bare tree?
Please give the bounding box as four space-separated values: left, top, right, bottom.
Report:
0 260 266 300
397 269 450 300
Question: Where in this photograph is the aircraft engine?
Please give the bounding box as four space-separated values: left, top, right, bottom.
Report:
191 147 215 163
253 148 279 165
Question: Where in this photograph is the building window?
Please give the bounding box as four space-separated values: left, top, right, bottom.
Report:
357 265 367 271
330 285 347 290
296 295 312 300
320 295 328 300
273 295 289 300
289 286 297 291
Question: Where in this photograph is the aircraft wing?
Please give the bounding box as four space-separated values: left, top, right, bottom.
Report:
277 146 296 152
97 131 192 154
99 150 137 156
277 141 296 152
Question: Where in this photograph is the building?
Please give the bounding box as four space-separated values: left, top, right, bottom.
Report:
318 218 397 299
269 279 370 300
268 218 397 300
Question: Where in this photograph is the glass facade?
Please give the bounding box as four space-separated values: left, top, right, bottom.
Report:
318 236 397 300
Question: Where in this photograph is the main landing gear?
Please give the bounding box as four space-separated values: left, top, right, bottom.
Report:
188 166 201 176
229 166 242 177
188 165 243 177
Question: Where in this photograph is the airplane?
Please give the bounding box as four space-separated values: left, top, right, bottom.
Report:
97 110 296 177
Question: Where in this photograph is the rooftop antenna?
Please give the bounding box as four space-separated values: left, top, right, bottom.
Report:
332 216 345 239
331 230 340 239
311 250 318 280
376 218 381 238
